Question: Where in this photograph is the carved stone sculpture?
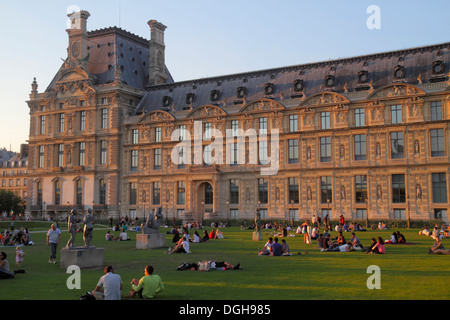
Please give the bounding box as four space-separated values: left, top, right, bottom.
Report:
66 209 77 248
83 208 94 248
143 207 164 234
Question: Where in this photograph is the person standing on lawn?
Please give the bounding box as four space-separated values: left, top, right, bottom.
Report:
46 224 61 264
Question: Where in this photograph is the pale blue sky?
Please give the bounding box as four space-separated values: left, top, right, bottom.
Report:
0 0 448 152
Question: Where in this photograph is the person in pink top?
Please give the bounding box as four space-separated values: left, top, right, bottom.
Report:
367 237 385 254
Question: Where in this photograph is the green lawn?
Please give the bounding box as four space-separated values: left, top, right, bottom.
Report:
1 221 448 300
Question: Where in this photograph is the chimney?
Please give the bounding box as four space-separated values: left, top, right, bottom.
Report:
147 20 168 86
66 10 90 64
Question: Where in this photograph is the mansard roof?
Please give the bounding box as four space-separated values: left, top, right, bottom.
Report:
135 42 449 116
46 26 174 92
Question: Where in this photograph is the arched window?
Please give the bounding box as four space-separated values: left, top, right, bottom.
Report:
37 181 43 206
99 179 106 205
205 183 213 205
54 180 61 205
76 179 83 206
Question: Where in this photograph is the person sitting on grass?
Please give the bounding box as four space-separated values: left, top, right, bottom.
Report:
396 231 406 243
349 233 363 249
166 236 190 254
367 237 385 254
258 237 274 256
127 265 164 299
269 237 283 256
385 232 398 244
419 226 430 236
428 237 445 254
281 239 291 255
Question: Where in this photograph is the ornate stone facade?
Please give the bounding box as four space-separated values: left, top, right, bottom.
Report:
26 11 450 223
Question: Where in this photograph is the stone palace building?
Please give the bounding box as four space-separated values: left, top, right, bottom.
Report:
25 11 450 223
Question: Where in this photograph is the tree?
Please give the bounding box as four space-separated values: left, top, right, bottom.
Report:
0 190 23 216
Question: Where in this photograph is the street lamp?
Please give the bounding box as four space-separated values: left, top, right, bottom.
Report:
142 193 146 222
201 200 205 226
290 199 294 226
226 199 230 226
365 197 369 229
407 195 411 229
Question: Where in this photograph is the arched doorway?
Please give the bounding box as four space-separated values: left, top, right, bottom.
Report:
196 181 213 224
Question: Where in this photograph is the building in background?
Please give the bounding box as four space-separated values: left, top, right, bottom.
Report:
26 11 450 223
0 144 29 217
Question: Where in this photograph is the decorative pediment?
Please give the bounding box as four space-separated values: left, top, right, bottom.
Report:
300 92 350 107
186 104 227 119
367 83 425 100
239 99 285 113
138 110 175 123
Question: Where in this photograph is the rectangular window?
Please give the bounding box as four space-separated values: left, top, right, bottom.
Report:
39 146 45 168
259 140 268 165
259 209 268 220
289 115 298 132
79 142 85 166
231 120 239 136
230 209 239 220
179 125 186 141
177 181 185 205
203 145 212 165
432 173 447 203
59 113 65 133
129 182 137 205
391 132 404 159
131 150 138 171
288 139 299 164
320 137 331 162
356 209 367 219
354 134 366 161
101 108 108 129
392 174 406 203
258 178 268 204
204 122 212 140
155 127 161 143
259 117 267 135
80 111 86 131
321 176 332 203
289 177 299 204
230 143 238 166
100 141 107 165
355 108 365 127
321 112 330 129
391 105 402 124
430 101 442 121
40 116 46 135
393 209 405 219
154 148 161 169
153 182 161 205
101 97 108 105
58 144 64 167
230 179 239 204
132 129 139 144
355 175 367 203
430 129 445 157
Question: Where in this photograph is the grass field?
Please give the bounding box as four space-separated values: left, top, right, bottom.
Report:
0 221 449 300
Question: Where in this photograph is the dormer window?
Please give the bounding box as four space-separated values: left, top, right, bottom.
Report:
293 79 304 92
237 87 246 99
358 70 369 83
432 60 445 74
264 83 274 95
186 93 195 105
162 96 172 108
210 90 220 102
324 75 335 87
394 65 405 79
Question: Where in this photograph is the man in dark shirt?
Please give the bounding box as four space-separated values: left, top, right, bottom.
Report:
270 237 283 256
